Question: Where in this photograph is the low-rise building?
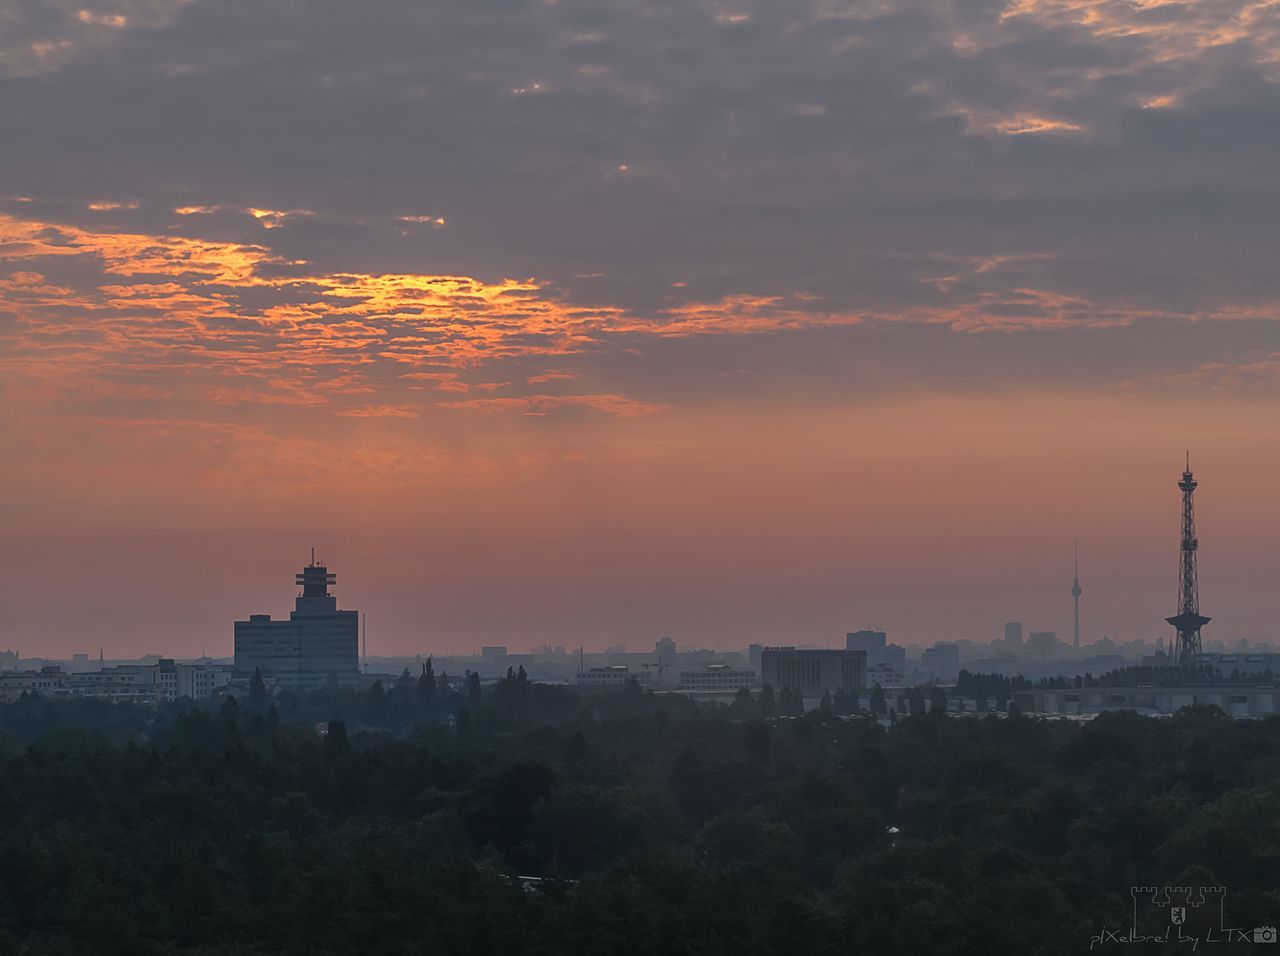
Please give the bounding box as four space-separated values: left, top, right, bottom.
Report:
0 666 68 702
1023 684 1280 718
677 664 758 695
867 661 905 688
1 661 231 704
575 665 653 689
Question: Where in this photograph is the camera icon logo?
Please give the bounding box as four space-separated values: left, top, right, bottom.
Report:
1254 925 1277 943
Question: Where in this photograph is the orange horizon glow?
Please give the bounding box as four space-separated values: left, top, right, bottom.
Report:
4 190 1280 657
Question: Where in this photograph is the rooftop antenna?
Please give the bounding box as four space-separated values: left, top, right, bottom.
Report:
310 546 316 567
362 613 368 672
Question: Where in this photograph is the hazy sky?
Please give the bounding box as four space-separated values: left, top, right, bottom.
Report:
4 0 1280 657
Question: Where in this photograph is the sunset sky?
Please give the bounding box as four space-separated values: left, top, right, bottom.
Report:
5 0 1280 657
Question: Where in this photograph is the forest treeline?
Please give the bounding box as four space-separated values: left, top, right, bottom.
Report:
0 669 1277 954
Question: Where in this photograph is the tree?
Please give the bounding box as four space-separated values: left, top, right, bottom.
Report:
870 683 886 716
930 685 948 716
743 720 771 762
833 688 849 716
324 718 348 757
760 684 776 717
418 658 437 705
395 667 414 695
467 670 483 704
819 690 833 713
249 667 268 707
367 680 391 725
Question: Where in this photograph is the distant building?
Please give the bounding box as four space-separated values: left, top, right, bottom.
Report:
0 666 67 702
1003 622 1024 647
176 662 233 700
968 654 1019 676
575 665 652 689
920 643 960 682
760 647 866 696
481 646 508 661
234 559 359 690
0 660 230 703
1201 652 1280 675
677 664 758 695
847 630 887 664
1027 631 1058 661
656 637 677 661
868 661 905 688
1025 684 1280 718
748 643 764 667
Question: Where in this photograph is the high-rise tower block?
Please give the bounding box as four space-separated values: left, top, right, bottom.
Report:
1165 456 1209 668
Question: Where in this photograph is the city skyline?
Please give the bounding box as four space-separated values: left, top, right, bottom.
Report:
8 1 1280 654
4 456 1277 659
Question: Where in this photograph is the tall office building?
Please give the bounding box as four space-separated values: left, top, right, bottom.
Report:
847 630 887 664
1003 622 1024 647
761 647 866 696
234 557 359 690
1027 631 1058 661
920 643 960 682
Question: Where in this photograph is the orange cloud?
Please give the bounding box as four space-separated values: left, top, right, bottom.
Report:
439 394 667 417
2 209 1274 432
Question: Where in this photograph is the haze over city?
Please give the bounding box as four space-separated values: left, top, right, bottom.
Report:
6 0 1280 656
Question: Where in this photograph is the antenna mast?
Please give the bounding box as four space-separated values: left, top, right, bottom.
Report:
1071 540 1082 648
1165 455 1210 669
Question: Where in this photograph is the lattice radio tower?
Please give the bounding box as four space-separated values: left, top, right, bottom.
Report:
1165 454 1210 669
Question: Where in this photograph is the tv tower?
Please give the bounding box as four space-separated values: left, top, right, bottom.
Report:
1071 542 1082 648
1165 454 1210 668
